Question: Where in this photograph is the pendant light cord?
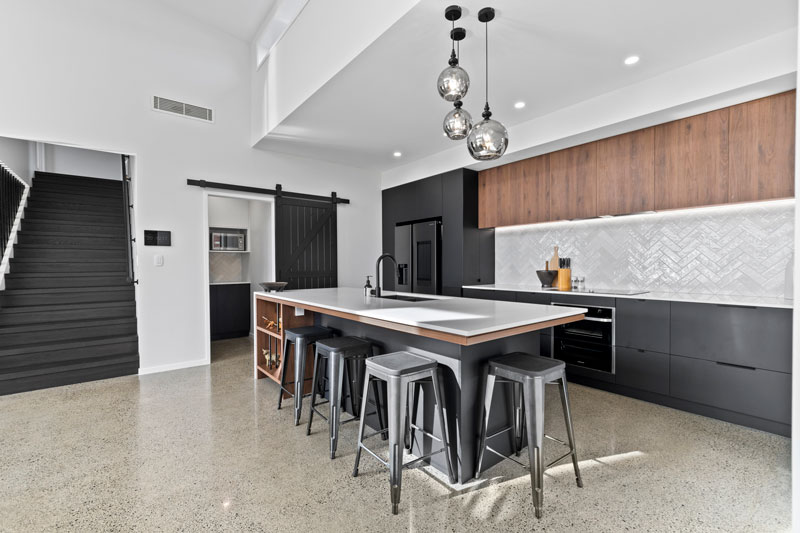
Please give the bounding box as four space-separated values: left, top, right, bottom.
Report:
485 20 488 106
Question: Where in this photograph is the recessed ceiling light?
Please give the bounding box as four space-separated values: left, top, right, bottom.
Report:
624 55 640 66
393 151 402 157
514 101 526 109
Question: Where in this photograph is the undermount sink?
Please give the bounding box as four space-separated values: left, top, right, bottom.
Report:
379 294 436 303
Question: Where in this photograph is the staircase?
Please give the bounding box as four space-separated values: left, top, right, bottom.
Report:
0 171 138 395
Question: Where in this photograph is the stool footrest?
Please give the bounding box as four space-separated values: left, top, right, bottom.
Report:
546 450 573 469
545 434 568 447
486 425 515 441
358 443 389 468
485 445 528 468
407 424 442 443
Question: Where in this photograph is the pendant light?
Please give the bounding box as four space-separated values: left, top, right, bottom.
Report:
467 7 508 161
442 25 473 140
437 6 470 102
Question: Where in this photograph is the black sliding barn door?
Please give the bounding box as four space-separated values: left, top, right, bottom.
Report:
275 196 338 289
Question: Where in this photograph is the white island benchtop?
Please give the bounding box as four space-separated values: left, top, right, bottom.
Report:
254 287 586 346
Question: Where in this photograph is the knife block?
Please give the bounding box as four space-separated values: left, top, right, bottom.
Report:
558 268 572 291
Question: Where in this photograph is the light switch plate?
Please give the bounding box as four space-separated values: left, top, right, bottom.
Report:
154 254 164 267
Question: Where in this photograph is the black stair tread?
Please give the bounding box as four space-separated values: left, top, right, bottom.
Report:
0 354 138 381
23 207 123 219
5 271 129 279
1 286 133 295
17 229 126 238
8 261 128 274
23 218 124 227
14 243 126 251
0 317 136 334
0 334 139 357
34 171 123 186
25 199 123 212
29 193 123 207
0 301 134 314
31 183 123 195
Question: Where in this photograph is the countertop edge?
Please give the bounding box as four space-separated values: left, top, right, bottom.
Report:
462 284 793 309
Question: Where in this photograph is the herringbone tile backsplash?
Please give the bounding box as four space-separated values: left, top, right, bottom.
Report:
495 200 795 298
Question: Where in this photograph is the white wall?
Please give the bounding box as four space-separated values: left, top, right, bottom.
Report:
44 144 122 180
0 136 31 183
0 0 382 374
255 0 420 139
208 196 250 229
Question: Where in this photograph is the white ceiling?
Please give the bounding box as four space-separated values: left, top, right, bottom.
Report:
257 0 797 170
155 0 279 42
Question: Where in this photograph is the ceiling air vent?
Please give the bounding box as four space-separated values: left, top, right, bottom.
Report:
153 96 213 122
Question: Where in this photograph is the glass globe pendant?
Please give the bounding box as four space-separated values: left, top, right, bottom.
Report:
467 7 508 161
437 59 469 102
467 104 508 160
437 7 469 102
443 100 473 140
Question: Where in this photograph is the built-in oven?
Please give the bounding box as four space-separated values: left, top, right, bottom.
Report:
551 303 615 374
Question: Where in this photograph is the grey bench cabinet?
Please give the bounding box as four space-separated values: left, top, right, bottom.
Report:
670 302 791 373
670 354 791 424
616 347 669 395
616 299 670 354
462 288 516 301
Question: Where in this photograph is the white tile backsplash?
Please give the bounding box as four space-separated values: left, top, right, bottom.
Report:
495 199 795 298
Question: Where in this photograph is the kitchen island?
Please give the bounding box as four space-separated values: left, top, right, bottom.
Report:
253 287 586 482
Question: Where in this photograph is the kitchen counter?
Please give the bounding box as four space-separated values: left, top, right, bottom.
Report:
254 287 586 482
462 283 793 309
253 287 586 342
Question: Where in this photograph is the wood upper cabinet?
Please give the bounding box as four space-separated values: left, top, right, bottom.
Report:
549 143 597 220
478 155 549 228
729 91 795 202
654 108 729 210
596 128 655 216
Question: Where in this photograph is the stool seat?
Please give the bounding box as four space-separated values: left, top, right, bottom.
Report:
365 351 437 377
490 352 565 382
285 325 332 343
316 336 373 357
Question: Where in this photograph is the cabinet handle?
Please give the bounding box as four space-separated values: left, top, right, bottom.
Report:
716 361 757 371
715 304 757 309
637 349 645 353
582 317 613 323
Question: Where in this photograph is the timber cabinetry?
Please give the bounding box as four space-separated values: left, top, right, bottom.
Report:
654 107 729 210
729 91 795 202
596 128 655 216
477 91 795 228
549 143 597 221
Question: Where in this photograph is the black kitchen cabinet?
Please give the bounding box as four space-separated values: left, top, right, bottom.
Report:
670 354 791 424
210 283 251 340
462 288 500 300
670 302 792 373
615 347 669 395
516 292 551 305
382 169 494 294
616 299 670 353
550 293 615 308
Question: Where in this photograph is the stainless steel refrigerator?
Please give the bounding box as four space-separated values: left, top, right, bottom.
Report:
394 219 441 295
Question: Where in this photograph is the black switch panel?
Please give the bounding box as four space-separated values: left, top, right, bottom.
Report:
144 230 171 246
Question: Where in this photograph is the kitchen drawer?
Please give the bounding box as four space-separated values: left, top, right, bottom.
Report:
670 354 790 424
616 299 670 353
550 294 615 308
615 347 669 395
492 290 517 302
670 302 791 373
462 288 497 300
516 292 551 305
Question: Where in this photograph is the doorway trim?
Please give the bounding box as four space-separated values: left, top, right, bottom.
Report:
201 189 276 366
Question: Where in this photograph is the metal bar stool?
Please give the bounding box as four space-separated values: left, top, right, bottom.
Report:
305 336 387 459
352 351 456 515
277 325 333 425
475 352 583 519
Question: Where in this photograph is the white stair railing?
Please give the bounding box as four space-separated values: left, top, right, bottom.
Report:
0 161 30 291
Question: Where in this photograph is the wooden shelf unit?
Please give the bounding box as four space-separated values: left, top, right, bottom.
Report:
254 294 316 398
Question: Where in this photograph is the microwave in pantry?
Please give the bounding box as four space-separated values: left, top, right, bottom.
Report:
210 230 246 251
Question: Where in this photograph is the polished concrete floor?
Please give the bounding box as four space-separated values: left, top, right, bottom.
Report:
0 337 790 532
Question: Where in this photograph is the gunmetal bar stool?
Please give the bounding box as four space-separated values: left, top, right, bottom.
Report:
277 325 333 425
352 351 456 515
306 336 387 459
475 352 583 519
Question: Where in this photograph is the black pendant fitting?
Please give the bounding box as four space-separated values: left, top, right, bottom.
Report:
444 5 462 21
478 7 495 23
448 49 458 67
454 100 463 109
450 27 466 42
482 103 492 119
